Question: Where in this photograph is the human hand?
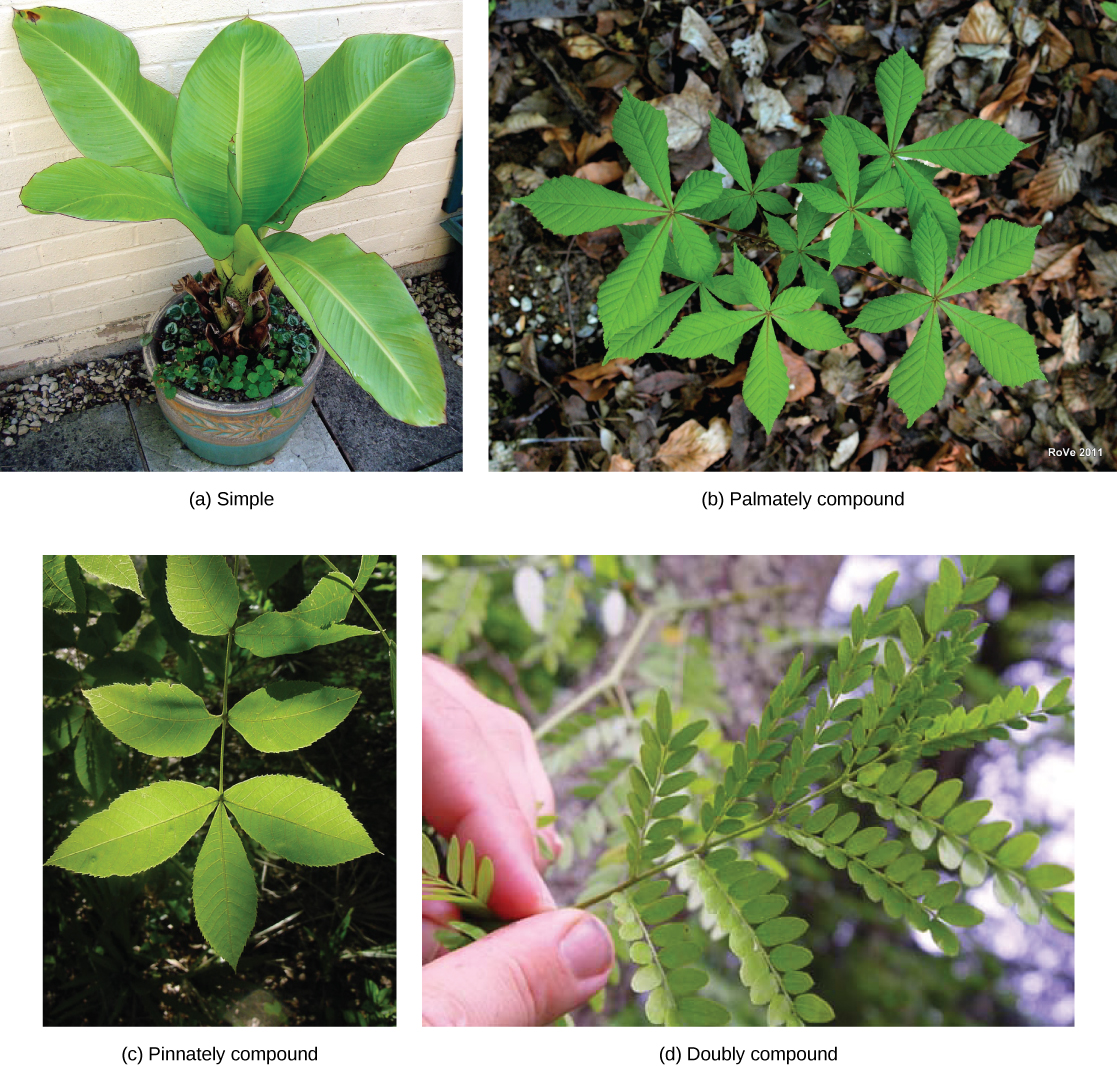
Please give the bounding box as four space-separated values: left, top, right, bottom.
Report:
422 656 614 1025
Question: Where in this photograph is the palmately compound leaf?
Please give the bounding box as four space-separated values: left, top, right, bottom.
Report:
613 88 674 208
605 284 697 364
821 118 860 203
940 220 1041 298
194 803 257 970
876 49 925 150
166 555 239 636
851 291 932 333
598 219 671 342
235 611 372 656
84 680 221 757
46 780 218 876
772 305 848 351
228 681 360 752
74 555 141 594
515 175 668 234
900 119 1026 175
911 217 948 294
741 320 788 435
223 775 376 866
941 302 1044 387
889 310 945 424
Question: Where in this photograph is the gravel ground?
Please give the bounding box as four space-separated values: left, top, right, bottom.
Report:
1 269 462 447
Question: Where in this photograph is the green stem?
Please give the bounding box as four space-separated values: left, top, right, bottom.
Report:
318 555 394 651
219 617 233 797
532 586 802 741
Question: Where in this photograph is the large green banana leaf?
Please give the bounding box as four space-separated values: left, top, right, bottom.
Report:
13 7 175 175
252 229 446 426
270 34 455 229
21 158 234 260
171 18 307 233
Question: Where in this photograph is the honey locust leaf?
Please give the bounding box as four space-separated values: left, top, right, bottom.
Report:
224 774 376 865
941 302 1044 386
851 291 931 332
74 555 140 594
84 680 220 756
876 49 925 150
47 781 218 876
599 220 671 342
940 220 1040 297
889 309 944 424
613 89 673 207
166 555 239 636
901 119 1025 175
741 319 787 434
194 803 257 970
228 681 360 752
516 176 668 234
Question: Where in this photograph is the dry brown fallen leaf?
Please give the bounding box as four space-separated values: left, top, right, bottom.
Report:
1020 149 1080 208
680 6 730 70
607 454 636 471
655 418 732 471
779 341 816 403
923 22 959 90
573 160 624 185
653 71 717 151
561 34 605 61
979 53 1039 124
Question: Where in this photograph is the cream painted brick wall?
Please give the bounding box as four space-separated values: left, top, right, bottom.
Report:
0 0 462 372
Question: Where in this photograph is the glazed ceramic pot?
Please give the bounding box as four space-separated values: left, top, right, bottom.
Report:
141 292 326 466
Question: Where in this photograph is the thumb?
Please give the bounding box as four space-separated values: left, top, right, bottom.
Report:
422 909 614 1026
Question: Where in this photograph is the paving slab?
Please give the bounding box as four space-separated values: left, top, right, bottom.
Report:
130 399 349 472
312 342 463 471
0 402 145 471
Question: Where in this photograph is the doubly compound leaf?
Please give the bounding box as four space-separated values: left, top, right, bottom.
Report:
74 556 141 594
194 803 257 970
228 682 360 752
47 781 218 876
235 612 372 656
224 775 376 865
613 89 673 207
166 555 239 635
84 680 220 757
516 176 668 233
889 308 944 424
422 833 496 912
941 303 1044 387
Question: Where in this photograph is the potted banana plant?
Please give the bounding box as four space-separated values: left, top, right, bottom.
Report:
14 6 455 464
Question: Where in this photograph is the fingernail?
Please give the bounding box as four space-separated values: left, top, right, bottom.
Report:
559 915 614 979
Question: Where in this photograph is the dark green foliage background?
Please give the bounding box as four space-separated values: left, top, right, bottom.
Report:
43 555 396 1027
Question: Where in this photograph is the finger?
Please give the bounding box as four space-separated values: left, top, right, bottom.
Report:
422 909 614 1026
453 807 555 917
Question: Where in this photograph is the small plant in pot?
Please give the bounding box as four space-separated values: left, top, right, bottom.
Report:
14 6 455 463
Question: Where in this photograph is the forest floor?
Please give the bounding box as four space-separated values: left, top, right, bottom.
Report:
488 0 1117 471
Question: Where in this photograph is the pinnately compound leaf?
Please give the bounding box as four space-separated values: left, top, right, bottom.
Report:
74 555 141 594
193 803 257 969
292 571 354 627
228 681 360 752
223 774 376 865
84 680 220 756
235 612 372 656
166 555 239 635
47 781 218 876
